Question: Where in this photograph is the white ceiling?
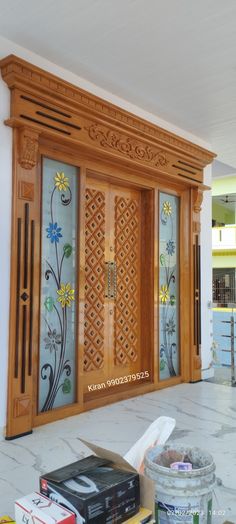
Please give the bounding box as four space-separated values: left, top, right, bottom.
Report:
1 0 236 170
213 194 236 212
212 160 236 178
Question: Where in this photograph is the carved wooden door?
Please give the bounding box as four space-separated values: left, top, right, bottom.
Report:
83 177 141 395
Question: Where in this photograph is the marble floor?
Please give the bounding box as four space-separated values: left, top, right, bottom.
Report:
0 381 236 523
206 366 234 386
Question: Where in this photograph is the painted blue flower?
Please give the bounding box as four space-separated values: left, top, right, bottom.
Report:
166 240 175 255
46 222 62 243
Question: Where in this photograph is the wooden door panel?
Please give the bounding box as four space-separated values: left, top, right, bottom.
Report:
113 190 141 373
83 182 110 390
84 178 141 394
84 187 106 373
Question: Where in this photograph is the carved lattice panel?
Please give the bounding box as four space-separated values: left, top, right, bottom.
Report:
84 188 105 371
114 196 139 365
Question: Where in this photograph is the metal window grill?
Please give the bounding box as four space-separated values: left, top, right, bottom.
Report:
212 269 236 386
221 315 236 387
212 269 236 307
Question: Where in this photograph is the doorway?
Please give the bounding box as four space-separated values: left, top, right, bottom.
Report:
83 176 149 400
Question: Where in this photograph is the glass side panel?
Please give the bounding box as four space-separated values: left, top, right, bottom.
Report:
159 192 180 380
39 158 78 412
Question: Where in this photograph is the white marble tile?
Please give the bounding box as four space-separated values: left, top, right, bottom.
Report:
0 381 236 523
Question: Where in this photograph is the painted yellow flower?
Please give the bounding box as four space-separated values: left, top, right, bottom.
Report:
163 201 172 216
54 172 70 191
160 284 170 304
57 283 75 308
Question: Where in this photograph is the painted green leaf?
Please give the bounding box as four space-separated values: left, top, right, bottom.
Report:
160 254 166 266
160 359 166 371
63 243 72 258
62 378 71 394
44 296 54 312
170 295 176 306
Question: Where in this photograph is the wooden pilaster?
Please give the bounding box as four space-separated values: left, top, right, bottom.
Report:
6 126 40 438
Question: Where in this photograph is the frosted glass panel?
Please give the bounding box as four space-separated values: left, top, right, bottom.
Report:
39 158 78 412
159 192 180 379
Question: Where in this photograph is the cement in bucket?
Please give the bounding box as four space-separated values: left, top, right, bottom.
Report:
144 444 216 524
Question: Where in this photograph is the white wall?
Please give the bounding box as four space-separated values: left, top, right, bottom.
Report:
0 69 12 435
0 35 214 433
201 165 214 378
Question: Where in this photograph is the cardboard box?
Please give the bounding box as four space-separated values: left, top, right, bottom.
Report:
15 492 75 524
124 507 154 523
0 518 15 524
40 455 139 523
40 439 155 524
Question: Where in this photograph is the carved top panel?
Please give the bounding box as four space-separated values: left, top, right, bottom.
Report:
87 124 169 168
0 55 216 170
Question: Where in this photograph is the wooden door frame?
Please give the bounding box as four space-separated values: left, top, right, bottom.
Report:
33 148 156 426
0 55 215 438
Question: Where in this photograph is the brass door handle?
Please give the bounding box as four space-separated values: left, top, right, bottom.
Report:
105 262 110 298
105 261 117 299
109 262 117 299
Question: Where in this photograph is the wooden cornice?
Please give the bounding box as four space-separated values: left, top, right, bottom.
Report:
0 54 216 179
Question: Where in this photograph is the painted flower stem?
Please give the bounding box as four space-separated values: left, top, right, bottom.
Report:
59 252 66 283
41 171 73 412
50 187 56 224
47 307 67 410
55 241 60 287
46 260 60 288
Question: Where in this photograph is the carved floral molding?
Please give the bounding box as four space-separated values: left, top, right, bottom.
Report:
87 124 169 168
19 128 39 170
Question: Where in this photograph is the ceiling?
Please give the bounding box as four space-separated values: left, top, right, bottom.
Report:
212 160 236 178
1 0 236 170
213 194 236 212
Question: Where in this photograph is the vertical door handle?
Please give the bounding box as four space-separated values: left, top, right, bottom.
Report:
105 262 110 298
105 261 117 299
109 262 117 299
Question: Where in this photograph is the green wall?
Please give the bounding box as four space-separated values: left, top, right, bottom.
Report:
212 201 234 224
212 176 236 269
212 176 236 196
212 253 236 268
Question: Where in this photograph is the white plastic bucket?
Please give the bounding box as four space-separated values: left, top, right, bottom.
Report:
144 444 216 524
